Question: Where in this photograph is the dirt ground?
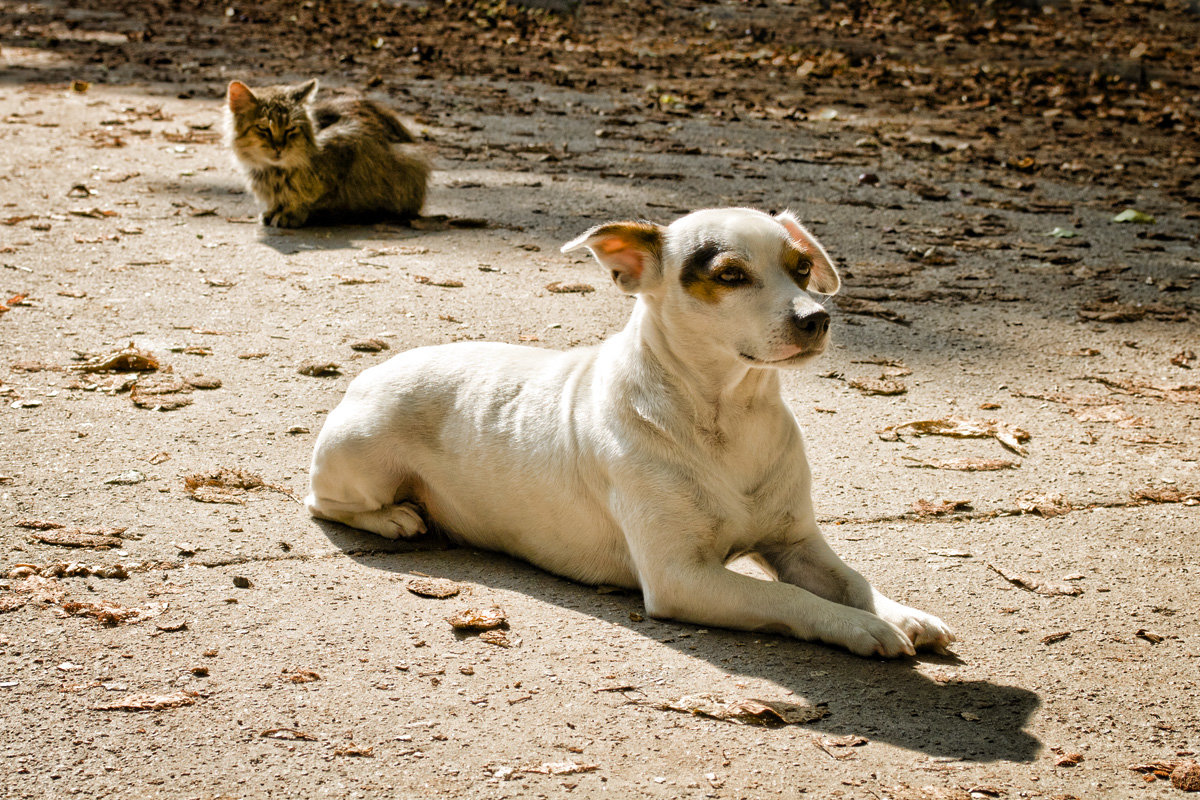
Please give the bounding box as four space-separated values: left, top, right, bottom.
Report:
1 1 1199 798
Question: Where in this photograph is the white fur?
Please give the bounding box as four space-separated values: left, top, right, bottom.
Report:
307 208 953 657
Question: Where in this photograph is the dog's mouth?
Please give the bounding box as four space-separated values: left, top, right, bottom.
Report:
738 347 823 366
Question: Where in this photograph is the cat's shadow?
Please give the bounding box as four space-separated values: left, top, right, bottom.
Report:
318 521 1043 764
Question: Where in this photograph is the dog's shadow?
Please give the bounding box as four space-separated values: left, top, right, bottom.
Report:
320 522 1041 763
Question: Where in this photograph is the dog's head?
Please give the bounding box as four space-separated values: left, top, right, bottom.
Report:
562 208 840 368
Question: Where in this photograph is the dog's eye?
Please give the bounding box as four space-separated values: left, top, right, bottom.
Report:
715 267 749 285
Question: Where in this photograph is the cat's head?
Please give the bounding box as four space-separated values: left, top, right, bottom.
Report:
225 79 318 168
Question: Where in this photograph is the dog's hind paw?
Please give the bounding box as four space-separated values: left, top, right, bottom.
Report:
338 502 428 539
875 598 955 650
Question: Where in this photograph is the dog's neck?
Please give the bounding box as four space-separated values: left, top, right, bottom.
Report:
617 300 783 433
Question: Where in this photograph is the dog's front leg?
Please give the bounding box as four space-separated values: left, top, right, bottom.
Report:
617 509 918 657
759 524 955 651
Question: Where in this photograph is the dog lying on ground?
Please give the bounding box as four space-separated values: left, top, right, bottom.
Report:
306 207 953 657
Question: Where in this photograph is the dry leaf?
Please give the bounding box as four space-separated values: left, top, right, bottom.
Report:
75 343 159 373
284 669 321 683
911 499 973 517
407 578 462 599
447 607 506 631
880 416 1030 455
902 457 1017 471
1040 631 1071 645
522 761 599 776
479 629 516 648
413 275 464 288
260 728 318 741
130 376 193 410
297 360 341 377
183 468 284 505
1172 761 1200 791
545 281 595 294
987 564 1082 596
63 600 167 625
1017 492 1072 517
92 691 197 711
656 694 829 726
1055 752 1084 767
29 528 126 549
848 377 907 396
349 338 389 352
1135 629 1165 644
334 746 374 757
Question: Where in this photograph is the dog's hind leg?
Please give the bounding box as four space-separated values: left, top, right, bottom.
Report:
305 438 428 539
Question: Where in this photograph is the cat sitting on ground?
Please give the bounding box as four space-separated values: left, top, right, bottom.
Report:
225 79 430 227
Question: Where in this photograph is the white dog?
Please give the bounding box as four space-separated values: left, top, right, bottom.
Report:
306 208 953 657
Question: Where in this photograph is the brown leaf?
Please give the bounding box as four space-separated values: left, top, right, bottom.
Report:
16 519 66 530
260 728 318 741
63 600 166 625
545 281 595 294
987 564 1082 597
1055 752 1084 767
1131 486 1200 505
76 343 159 373
1172 761 1200 791
183 468 283 505
1017 492 1072 518
880 416 1030 455
902 457 1018 471
847 377 907 396
297 360 341 377
30 529 125 549
334 746 374 757
521 761 599 776
1040 631 1071 645
479 629 516 648
349 338 389 352
1135 629 1165 644
284 669 321 683
448 606 506 631
406 578 463 599
1171 350 1197 369
92 691 197 711
413 275 464 288
656 694 829 726
911 499 972 518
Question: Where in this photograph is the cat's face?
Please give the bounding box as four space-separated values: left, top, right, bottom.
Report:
226 80 318 168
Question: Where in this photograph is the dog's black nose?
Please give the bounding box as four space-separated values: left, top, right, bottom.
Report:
791 308 830 339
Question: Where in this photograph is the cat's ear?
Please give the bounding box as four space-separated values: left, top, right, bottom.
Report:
289 79 319 104
226 81 257 115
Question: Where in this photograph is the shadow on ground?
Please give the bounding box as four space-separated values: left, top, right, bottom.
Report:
319 519 1042 763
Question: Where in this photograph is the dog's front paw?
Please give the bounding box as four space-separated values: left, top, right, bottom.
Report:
874 597 955 650
837 609 916 659
370 502 428 539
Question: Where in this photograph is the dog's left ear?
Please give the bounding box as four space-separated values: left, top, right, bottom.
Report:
775 211 840 295
561 221 664 294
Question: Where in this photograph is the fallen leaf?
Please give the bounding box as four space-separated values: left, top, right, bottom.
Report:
545 281 595 294
1017 492 1072 517
349 338 389 352
911 499 972 518
655 694 829 726
16 519 66 530
848 377 907 396
130 377 193 410
1131 486 1200 505
1129 760 1188 779
297 360 341 377
880 416 1030 455
447 607 506 631
1172 761 1200 791
1171 350 1197 369
183 468 285 505
334 746 374 757
1040 631 1072 645
1135 629 1165 644
29 529 126 549
521 761 599 776
260 728 318 741
91 691 197 711
1112 208 1155 224
284 668 321 683
64 600 167 625
1055 752 1084 767
987 564 1082 596
902 457 1018 471
75 343 159 373
407 578 463 599
480 629 516 648
413 275 464 288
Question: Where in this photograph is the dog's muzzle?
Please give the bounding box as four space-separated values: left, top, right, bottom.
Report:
789 307 830 346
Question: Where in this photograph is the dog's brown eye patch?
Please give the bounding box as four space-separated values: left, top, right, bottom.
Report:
680 243 753 304
782 242 813 289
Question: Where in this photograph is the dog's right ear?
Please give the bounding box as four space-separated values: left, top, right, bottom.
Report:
227 81 258 115
561 221 664 294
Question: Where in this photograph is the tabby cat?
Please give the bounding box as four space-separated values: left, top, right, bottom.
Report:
225 79 430 227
